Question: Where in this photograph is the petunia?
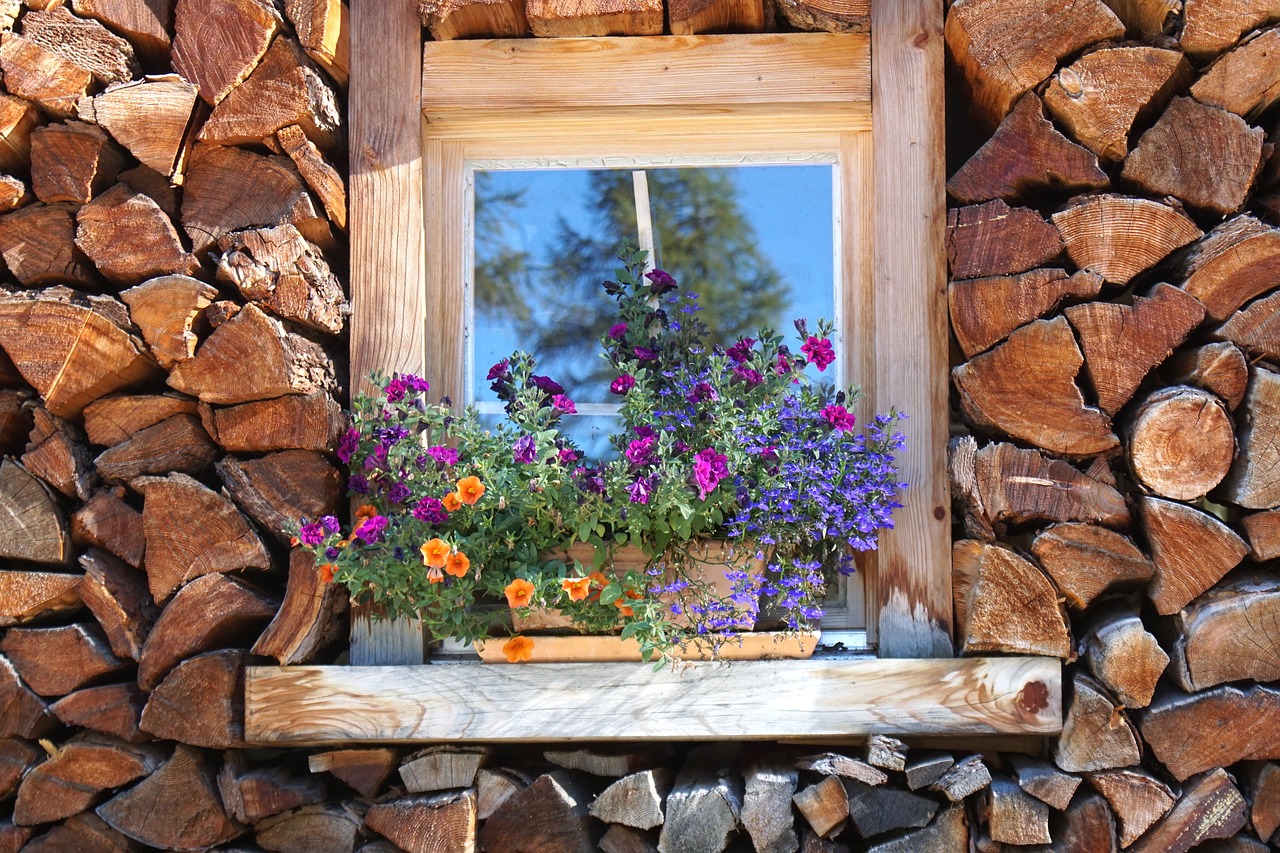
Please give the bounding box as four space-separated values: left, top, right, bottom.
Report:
426 566 444 584
608 322 627 340
421 538 450 568
726 337 756 364
426 445 458 467
634 346 658 361
297 520 325 547
442 492 462 512
336 428 360 463
561 576 592 602
552 394 577 414
505 578 535 608
802 335 836 371
486 358 510 381
645 269 677 296
412 497 449 525
445 550 470 578
456 476 485 505
502 635 534 663
530 375 564 395
821 404 857 431
352 514 387 543
513 435 537 464
610 375 636 395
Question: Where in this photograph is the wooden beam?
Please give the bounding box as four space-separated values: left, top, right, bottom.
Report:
244 657 1060 744
872 0 953 657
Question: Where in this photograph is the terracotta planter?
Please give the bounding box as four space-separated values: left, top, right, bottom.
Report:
474 629 820 663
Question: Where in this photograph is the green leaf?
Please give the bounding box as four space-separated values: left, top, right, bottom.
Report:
600 583 623 606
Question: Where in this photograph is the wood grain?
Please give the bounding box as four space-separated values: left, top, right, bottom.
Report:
245 657 1060 744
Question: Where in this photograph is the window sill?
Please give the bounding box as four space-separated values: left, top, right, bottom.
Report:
244 656 1060 745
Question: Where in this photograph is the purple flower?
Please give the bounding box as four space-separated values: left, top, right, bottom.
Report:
758 445 779 462
384 376 409 402
726 338 756 364
634 346 658 361
821 404 857 431
387 481 412 504
552 394 577 414
320 515 340 533
352 514 388 543
530 374 564 395
297 520 326 547
645 269 677 296
610 374 636 395
412 497 449 525
628 474 657 504
363 442 388 470
336 428 359 463
674 440 691 454
405 374 430 393
625 435 656 467
608 323 627 340
486 359 510 381
426 445 458 467
513 434 537 464
802 335 836 371
577 466 607 494
558 447 580 465
685 382 717 403
732 366 764 386
775 350 795 377
692 447 729 500
349 474 369 494
633 425 656 440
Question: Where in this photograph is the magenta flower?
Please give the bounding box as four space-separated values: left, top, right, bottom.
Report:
645 269 677 295
336 428 359 463
513 434 537 464
297 520 326 547
821 404 856 431
634 346 658 361
608 323 627 340
412 497 449 525
692 447 729 500
486 359 510 381
610 375 636 395
685 382 717 403
530 374 564 395
426 445 458 467
552 394 577 414
626 435 657 467
352 514 388 543
802 335 836 371
726 338 756 364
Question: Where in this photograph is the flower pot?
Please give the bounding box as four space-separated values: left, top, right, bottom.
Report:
473 629 820 663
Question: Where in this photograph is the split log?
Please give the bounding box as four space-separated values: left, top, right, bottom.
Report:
865 735 908 772
0 290 163 418
1102 0 1181 37
284 0 349 86
119 164 177 218
1080 603 1169 708
20 814 137 853
48 681 149 743
1181 0 1280 58
71 488 145 567
1054 673 1141 773
206 299 241 326
545 746 668 777
1141 495 1248 615
96 743 245 850
171 0 282 106
0 390 32 455
0 33 94 118
215 224 348 334
949 268 1102 359
0 824 32 853
399 745 490 793
1130 768 1247 853
740 759 798 853
952 316 1119 456
902 752 953 791
795 752 887 786
1029 524 1153 609
367 790 477 853
120 276 219 370
929 754 992 802
134 472 271 603
481 770 599 853
77 75 200 179
843 777 939 837
83 394 200 447
0 174 29 213
599 824 658 853
140 648 245 747
794 776 848 838
1049 790 1118 853
182 143 329 254
669 0 769 34
199 36 341 150
307 748 398 798
76 184 201 286
1050 194 1202 285
252 549 348 665
985 776 1051 845
1126 386 1234 501
1244 762 1280 843
657 745 741 853
943 0 1123 130
199 390 343 452
1171 572 1280 691
22 401 98 500
1191 26 1280 120
1042 45 1190 164
1085 768 1176 847
20 6 139 86
525 0 662 36
589 768 671 830
864 806 967 853
135 572 276 690
218 753 329 824
771 0 866 32
68 0 174 65
0 623 129 697
0 458 71 565
1222 366 1280 509
0 94 40 174
1217 290 1280 361
1063 283 1206 416
0 203 99 288
0 570 82 626
1006 755 1080 811
0 738 42 800
1162 342 1249 411
1173 217 1280 322
1121 97 1264 216
256 803 363 853
1243 508 1280 559
952 541 1070 658
946 93 1108 204
95 413 218 482
0 654 55 738
167 302 337 405
1140 684 1280 780
13 733 165 826
476 768 525 820
946 199 1064 279
30 120 125 204
277 126 346 231
417 0 528 40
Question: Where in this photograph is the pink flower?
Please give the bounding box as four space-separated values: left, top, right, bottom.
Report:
821 404 856 431
802 336 836 371
610 375 636 395
692 447 729 500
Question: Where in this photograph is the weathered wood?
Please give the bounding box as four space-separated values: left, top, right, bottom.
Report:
1081 603 1168 709
0 390 32 456
171 0 281 106
772 0 866 32
284 0 349 86
740 759 797 853
1171 572 1280 691
418 0 527 38
1051 194 1203 285
77 75 199 179
1173 217 1280 322
844 777 939 837
30 120 125 205
95 413 218 482
949 268 1101 359
0 654 55 738
1191 26 1280 120
1163 342 1249 411
75 184 201 286
1126 386 1234 501
119 276 218 370
864 805 968 853
0 203 99 288
1030 524 1152 610
1217 289 1280 362
1181 0 1280 58
599 824 658 853
367 790 477 853
1141 684 1280 781
0 33 94 118
668 0 768 34
1224 365 1280 509
1086 768 1176 847
1054 674 1141 773
0 174 30 214
943 0 1123 130
794 775 848 838
246 657 1063 744
1244 762 1280 843
1006 754 1080 811
658 746 740 853
902 751 952 791
84 395 200 449
1131 768 1247 853
0 95 40 175
1243 508 1280 559
13 733 164 826
946 200 1064 280
796 752 887 786
118 164 178 218
96 743 245 850
1043 45 1190 164
216 224 347 334
1142 496 1249 615
0 570 81 627
307 748 398 798
256 802 363 853
0 624 128 698
589 768 671 829
986 776 1051 845
0 738 42 800
168 303 336 405
69 0 173 65
20 6 139 86
953 541 1071 659
476 767 526 821
953 317 1118 456
1122 97 1264 216
48 681 149 743
218 752 329 824
201 390 343 452
140 649 246 747
862 734 905 771
1102 0 1181 37
524 0 661 36
135 473 271 603
199 36 341 150
398 746 489 793
136 573 276 690
481 771 597 853
0 823 32 853
277 126 347 231
0 458 71 565
253 549 347 665
947 93 1107 204
929 753 992 802
71 488 144 567
73 548 152 657
22 401 98 501
545 746 667 777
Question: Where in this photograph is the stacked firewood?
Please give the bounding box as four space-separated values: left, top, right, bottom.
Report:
946 0 1280 849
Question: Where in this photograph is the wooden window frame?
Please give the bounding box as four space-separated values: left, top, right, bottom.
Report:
243 0 1063 745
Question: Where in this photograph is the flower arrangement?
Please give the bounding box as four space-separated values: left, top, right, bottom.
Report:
298 248 906 666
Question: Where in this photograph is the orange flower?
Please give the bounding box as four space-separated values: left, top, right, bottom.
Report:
445 550 470 578
561 576 592 602
456 476 485 505
426 566 444 584
420 538 450 568
502 635 534 663
588 571 609 587
318 563 336 583
505 578 535 608
442 492 463 512
355 504 379 523
614 588 643 617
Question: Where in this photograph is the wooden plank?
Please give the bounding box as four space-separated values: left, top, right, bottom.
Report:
872 0 953 657
245 657 1060 744
426 109 868 141
422 33 870 117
